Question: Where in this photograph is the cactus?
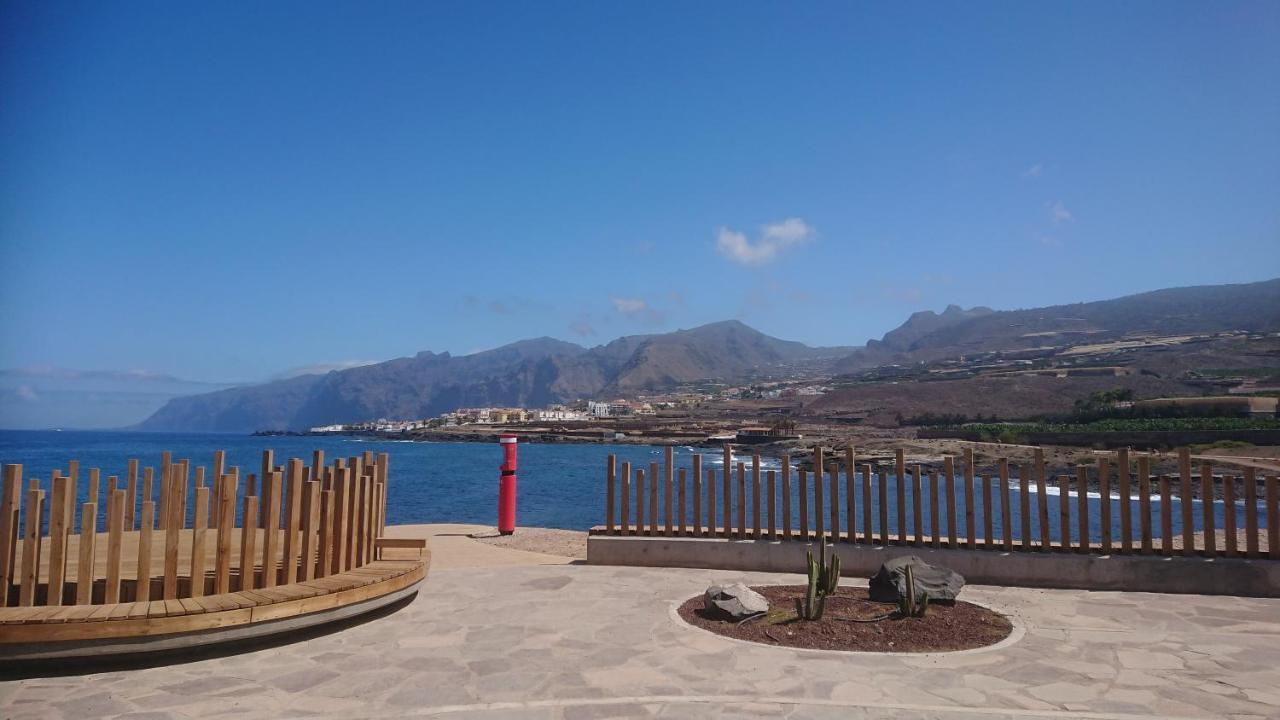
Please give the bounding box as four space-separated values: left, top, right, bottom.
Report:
800 536 840 620
898 563 928 617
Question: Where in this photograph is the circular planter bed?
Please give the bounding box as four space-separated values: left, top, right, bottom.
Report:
677 585 1012 653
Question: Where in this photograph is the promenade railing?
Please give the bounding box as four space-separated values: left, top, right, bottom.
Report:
596 445 1278 559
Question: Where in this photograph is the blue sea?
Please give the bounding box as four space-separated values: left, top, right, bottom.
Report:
0 430 1266 543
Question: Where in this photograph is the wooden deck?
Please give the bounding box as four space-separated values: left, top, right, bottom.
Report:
0 554 427 645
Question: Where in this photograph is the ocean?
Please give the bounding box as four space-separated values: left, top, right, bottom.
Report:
0 430 1260 541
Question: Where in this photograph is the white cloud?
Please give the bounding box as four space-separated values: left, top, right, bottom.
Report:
1023 163 1043 179
15 384 38 402
716 217 815 266
610 297 647 314
569 318 596 337
1040 235 1062 248
1049 200 1073 223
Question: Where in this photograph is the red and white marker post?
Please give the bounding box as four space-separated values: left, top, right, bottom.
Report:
498 434 518 535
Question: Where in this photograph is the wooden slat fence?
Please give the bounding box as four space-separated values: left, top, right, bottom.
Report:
0 450 392 607
598 444 1278 560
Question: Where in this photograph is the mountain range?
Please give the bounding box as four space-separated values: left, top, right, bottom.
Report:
115 277 1280 432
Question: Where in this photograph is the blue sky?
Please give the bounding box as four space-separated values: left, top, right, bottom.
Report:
2 1 1278 383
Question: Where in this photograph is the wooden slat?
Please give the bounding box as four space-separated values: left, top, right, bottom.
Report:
175 462 190 531
193 466 205 527
1244 467 1259 557
159 451 171 530
963 450 976 549
317 489 333 578
620 463 630 534
300 481 319 577
283 459 304 584
1035 450 1050 551
239 495 259 591
845 446 856 543
1117 448 1132 554
76 500 96 605
46 475 70 607
650 461 659 536
1201 461 1216 558
311 450 325 485
189 487 209 598
606 455 616 533
162 470 181 599
692 467 702 537
88 468 101 516
812 461 824 541
210 451 225 530
798 469 808 540
141 468 154 527
722 444 732 535
1098 457 1111 554
1179 448 1194 557
619 458 629 532
136 502 154 601
999 458 1012 551
1223 475 1238 557
1139 457 1153 555
765 469 775 539
635 469 646 536
780 456 791 539
126 460 138 531
877 470 888 546
896 449 906 546
827 466 838 542
1019 463 1032 551
945 456 958 548
679 468 688 536
1057 475 1071 552
331 468 349 574
264 469 284 586
1159 475 1173 555
861 464 873 544
105 489 125 603
19 487 43 606
260 450 274 529
911 464 923 546
1076 466 1090 554
214 473 237 594
928 471 940 548
691 454 702 536
734 462 746 539
725 464 735 538
664 447 674 536
1267 475 1279 561
0 464 21 607
982 473 994 549
754 455 764 540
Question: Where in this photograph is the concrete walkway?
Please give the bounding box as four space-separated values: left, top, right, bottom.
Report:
3 525 1279 719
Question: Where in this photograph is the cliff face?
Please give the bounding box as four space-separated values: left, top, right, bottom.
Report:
137 321 838 431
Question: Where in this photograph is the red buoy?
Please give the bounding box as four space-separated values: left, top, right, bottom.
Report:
498 434 518 535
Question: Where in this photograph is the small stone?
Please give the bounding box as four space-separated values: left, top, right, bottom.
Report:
703 583 768 619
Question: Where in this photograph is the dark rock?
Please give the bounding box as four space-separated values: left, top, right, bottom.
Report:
868 555 965 603
703 583 768 619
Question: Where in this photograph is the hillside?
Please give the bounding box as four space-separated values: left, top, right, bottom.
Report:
836 278 1280 371
138 321 842 432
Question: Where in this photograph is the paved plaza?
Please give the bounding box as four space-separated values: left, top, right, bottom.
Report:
2 525 1279 719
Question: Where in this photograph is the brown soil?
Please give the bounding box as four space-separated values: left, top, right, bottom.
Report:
678 585 1012 653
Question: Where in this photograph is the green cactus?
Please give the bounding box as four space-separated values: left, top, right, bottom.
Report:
800 536 840 620
898 563 928 617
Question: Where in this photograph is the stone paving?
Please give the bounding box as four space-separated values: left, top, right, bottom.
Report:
2 527 1279 719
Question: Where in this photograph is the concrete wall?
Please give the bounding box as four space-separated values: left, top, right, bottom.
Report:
587 533 1280 597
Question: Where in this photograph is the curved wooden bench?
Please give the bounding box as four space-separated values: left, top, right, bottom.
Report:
0 553 428 660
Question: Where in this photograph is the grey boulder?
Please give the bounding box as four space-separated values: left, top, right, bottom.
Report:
703 583 768 619
868 555 965 603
